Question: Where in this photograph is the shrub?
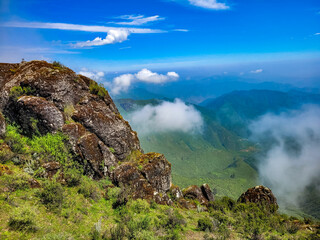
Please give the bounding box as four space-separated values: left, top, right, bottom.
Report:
52 61 65 69
110 223 128 240
8 206 38 232
198 217 214 232
38 180 64 211
29 132 71 165
4 124 28 154
129 199 150 214
9 86 35 100
78 177 101 201
164 209 186 230
0 173 30 192
64 167 82 187
89 81 108 99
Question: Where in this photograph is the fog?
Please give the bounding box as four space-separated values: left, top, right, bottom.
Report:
249 105 320 206
129 99 203 135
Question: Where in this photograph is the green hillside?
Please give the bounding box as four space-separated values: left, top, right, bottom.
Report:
115 99 258 199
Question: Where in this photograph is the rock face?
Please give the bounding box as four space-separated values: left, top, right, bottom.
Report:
0 113 5 137
14 96 64 135
237 185 278 212
201 183 215 202
0 60 175 204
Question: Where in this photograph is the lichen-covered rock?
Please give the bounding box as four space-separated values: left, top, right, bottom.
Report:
201 184 215 202
62 123 117 178
72 96 141 160
0 113 5 137
169 185 183 201
78 133 117 179
112 163 155 200
237 185 278 212
141 153 171 193
42 161 60 178
182 185 208 204
14 96 64 135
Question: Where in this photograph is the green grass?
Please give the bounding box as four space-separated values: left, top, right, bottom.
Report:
0 164 318 240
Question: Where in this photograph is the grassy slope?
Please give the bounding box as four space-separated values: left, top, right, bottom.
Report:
116 99 258 199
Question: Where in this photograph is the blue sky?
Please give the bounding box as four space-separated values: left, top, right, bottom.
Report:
0 0 319 88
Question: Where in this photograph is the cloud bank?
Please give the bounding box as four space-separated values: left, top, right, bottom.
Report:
108 69 179 94
189 0 229 10
129 99 204 134
249 105 320 206
112 15 164 26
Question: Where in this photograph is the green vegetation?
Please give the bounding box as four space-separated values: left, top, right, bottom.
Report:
9 85 35 100
52 61 65 70
0 164 318 239
89 81 108 99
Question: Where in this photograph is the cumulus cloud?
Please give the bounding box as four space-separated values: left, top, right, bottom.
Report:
112 15 164 26
78 69 105 81
250 69 263 74
129 99 204 134
74 29 130 47
249 105 320 206
108 69 179 95
189 0 229 10
136 68 179 83
110 74 135 95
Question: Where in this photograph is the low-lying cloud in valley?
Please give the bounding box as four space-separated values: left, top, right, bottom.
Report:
129 99 203 135
249 105 320 206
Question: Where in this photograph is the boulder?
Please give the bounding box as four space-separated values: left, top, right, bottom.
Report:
72 96 141 160
237 185 278 212
201 183 215 202
14 96 64 135
42 161 60 178
78 133 117 179
112 163 154 200
169 185 183 200
0 113 5 137
182 185 208 204
141 153 172 193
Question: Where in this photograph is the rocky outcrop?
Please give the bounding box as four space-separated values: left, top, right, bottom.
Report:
201 184 215 202
0 61 140 171
238 185 278 212
111 152 173 204
14 96 64 135
0 113 5 137
0 60 217 207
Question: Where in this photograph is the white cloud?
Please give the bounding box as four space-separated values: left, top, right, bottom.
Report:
250 69 263 74
74 30 130 47
1 21 164 34
249 105 320 206
129 99 204 134
113 15 164 26
189 0 229 10
108 69 179 95
315 33 320 36
110 74 135 95
78 69 105 81
136 68 179 83
174 29 189 32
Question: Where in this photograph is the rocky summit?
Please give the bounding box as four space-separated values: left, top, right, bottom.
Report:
0 60 215 206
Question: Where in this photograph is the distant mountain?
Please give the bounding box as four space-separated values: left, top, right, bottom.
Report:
201 89 320 136
117 76 319 104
